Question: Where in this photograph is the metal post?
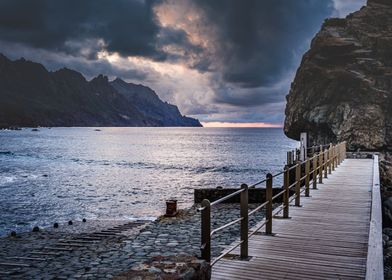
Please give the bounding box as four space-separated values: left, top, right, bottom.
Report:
305 158 310 197
295 162 301 207
240 184 248 259
319 146 323 184
283 166 290 218
266 174 273 234
312 154 317 189
201 199 211 262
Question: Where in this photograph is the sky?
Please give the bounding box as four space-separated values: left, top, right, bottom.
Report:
0 0 366 127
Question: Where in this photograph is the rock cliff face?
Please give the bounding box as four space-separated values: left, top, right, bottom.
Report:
284 0 392 190
111 78 201 127
0 54 202 127
284 0 392 151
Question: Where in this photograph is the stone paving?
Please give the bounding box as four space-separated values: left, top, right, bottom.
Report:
0 203 270 279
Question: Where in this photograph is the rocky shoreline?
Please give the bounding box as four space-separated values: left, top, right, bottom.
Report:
0 203 269 279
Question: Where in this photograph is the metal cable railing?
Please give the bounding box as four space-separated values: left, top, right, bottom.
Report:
198 141 347 265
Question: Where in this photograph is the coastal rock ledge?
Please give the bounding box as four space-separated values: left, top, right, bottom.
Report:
284 0 392 184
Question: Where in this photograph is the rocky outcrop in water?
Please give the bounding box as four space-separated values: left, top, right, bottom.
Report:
0 54 201 128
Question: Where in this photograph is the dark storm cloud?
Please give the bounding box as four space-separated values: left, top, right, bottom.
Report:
213 86 286 107
0 40 151 82
0 0 364 123
192 0 334 89
0 0 165 60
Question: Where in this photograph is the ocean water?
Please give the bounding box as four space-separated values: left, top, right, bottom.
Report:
0 127 297 236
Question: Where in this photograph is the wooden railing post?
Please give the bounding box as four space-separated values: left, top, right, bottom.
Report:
324 148 328 179
240 184 248 259
295 162 301 206
283 166 290 218
305 158 310 197
201 199 211 262
312 155 318 189
337 143 340 165
328 144 332 175
332 145 335 171
319 146 323 184
336 144 340 166
266 173 273 234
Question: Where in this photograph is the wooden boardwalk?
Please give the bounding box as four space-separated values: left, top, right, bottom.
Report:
212 158 373 280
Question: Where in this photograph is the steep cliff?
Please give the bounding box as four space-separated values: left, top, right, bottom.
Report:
284 0 392 240
0 54 202 127
111 78 201 127
284 0 392 151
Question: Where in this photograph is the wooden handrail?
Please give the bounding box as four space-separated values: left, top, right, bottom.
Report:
199 141 347 266
365 154 383 280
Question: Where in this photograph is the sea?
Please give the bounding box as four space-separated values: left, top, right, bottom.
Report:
0 127 298 236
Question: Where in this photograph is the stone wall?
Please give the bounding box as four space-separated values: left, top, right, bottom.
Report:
194 187 294 204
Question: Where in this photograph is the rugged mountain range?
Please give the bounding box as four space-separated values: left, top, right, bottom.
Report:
0 54 201 128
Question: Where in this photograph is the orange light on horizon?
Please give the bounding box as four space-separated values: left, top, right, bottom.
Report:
201 122 283 128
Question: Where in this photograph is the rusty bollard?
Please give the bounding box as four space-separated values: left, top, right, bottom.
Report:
165 199 178 217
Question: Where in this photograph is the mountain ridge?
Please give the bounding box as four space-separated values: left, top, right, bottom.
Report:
0 54 202 128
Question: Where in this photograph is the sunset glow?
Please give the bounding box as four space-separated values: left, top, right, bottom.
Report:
201 122 282 128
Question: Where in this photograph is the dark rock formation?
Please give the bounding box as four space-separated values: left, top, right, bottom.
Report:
0 54 201 128
284 0 392 184
111 78 201 127
113 254 211 280
284 0 392 151
284 2 392 274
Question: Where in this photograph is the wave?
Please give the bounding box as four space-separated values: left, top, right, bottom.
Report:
0 151 266 176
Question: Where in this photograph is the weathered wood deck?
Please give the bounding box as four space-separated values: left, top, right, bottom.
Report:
212 158 374 280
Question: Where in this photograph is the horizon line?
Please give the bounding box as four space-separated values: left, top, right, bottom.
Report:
201 122 283 128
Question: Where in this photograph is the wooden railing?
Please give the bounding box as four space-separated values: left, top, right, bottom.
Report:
366 154 383 280
198 141 347 265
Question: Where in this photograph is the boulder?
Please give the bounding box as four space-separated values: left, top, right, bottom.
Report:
113 254 211 280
